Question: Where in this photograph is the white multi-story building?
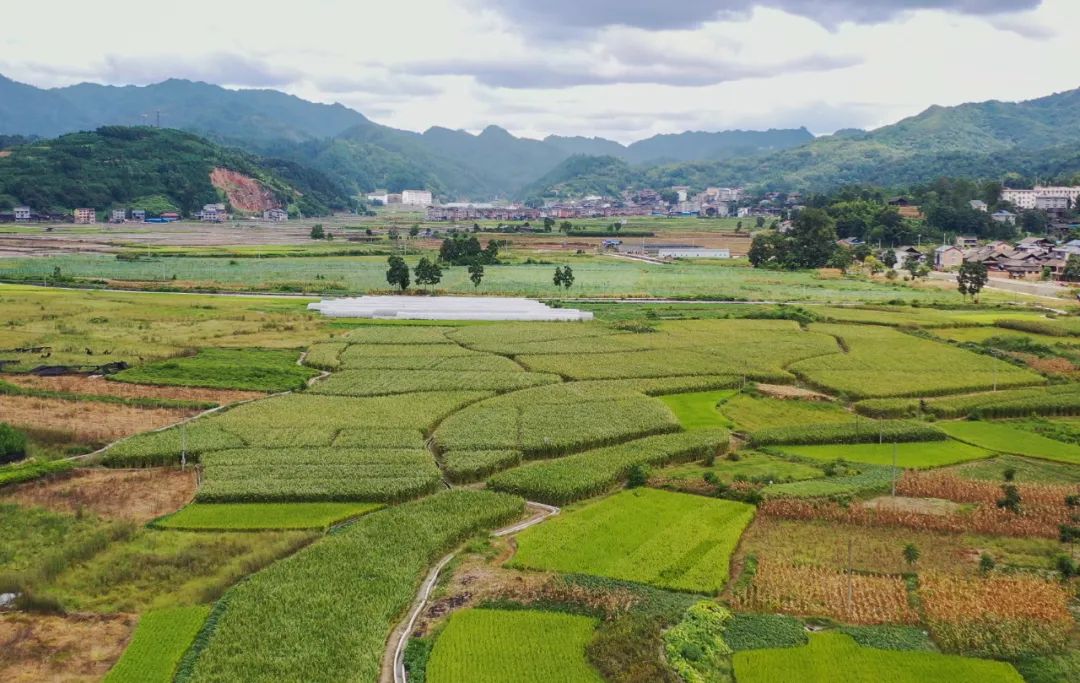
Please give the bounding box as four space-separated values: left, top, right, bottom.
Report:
13 206 31 221
401 189 433 206
1001 186 1080 210
110 209 127 223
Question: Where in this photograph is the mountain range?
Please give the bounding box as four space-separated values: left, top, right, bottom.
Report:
2 74 1080 201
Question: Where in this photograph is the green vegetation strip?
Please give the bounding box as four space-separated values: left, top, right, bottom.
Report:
426 609 602 683
186 490 523 683
513 488 754 593
105 606 210 683
0 380 215 410
111 348 316 392
940 421 1080 465
488 430 729 505
154 502 384 530
733 632 1022 683
750 420 945 447
777 440 993 469
659 390 737 430
0 458 75 487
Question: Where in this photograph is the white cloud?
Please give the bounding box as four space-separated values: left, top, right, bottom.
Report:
0 0 1077 143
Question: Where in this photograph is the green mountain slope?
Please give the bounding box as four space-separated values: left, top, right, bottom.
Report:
0 126 352 215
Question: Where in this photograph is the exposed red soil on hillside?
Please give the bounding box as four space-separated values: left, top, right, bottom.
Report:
210 167 281 214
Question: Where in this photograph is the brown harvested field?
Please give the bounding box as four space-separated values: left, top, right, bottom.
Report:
734 516 1060 575
4 374 265 405
863 495 964 516
0 613 136 683
1 468 197 523
755 383 832 401
0 394 198 445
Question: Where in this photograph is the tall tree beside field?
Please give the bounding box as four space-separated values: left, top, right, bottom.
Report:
386 256 410 291
468 261 485 287
957 260 988 302
748 208 839 270
561 265 575 289
414 257 442 291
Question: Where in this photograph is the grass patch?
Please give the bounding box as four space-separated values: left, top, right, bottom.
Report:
763 464 893 498
724 613 808 651
154 502 383 530
940 421 1080 464
658 450 823 484
733 632 1022 682
105 606 210 683
777 440 993 469
512 488 754 593
0 459 76 487
658 390 737 430
41 529 314 612
947 454 1080 484
427 609 602 683
112 348 317 392
721 394 851 432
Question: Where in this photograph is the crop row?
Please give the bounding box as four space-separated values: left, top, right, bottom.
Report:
731 558 918 625
897 471 1078 507
308 369 560 397
791 324 1044 399
749 420 945 446
760 497 1070 539
488 430 729 505
996 318 1080 338
920 572 1073 658
0 458 76 487
185 490 524 683
441 450 522 483
762 465 893 498
197 447 442 503
434 396 681 457
302 342 347 371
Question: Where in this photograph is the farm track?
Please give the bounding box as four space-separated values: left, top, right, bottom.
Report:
383 501 560 683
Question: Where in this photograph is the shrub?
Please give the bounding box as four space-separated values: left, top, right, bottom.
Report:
0 422 27 463
724 613 807 652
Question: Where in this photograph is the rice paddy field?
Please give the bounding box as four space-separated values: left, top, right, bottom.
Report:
512 488 755 593
2 282 1080 682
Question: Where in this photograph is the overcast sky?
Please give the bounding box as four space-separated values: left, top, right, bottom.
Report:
2 0 1078 143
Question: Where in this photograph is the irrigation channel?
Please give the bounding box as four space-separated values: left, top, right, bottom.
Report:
385 501 561 683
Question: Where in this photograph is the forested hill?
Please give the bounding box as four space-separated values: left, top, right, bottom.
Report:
525 87 1080 197
0 127 353 216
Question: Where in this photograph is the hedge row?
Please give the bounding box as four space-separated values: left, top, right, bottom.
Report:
749 420 945 447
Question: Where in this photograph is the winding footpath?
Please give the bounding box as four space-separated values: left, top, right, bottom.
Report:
383 501 560 683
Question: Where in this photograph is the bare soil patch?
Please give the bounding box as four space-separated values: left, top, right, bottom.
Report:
0 395 198 444
755 383 832 401
863 496 964 516
2 467 197 523
0 612 136 683
5 374 264 405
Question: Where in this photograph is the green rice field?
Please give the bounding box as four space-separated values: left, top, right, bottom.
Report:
659 390 737 429
940 421 1080 464
778 440 994 469
154 502 383 530
105 606 209 683
733 632 1023 683
512 488 754 593
427 609 602 683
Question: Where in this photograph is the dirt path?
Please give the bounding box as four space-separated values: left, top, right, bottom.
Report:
381 501 560 683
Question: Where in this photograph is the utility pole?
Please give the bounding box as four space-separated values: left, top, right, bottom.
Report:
846 537 854 617
891 441 898 497
180 422 188 471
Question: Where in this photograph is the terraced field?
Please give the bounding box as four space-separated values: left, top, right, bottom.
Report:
3 293 1080 683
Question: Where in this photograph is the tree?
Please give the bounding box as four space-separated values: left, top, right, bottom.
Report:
559 221 573 233
903 254 922 278
755 216 766 229
385 255 410 291
881 250 898 268
902 543 920 567
553 266 565 287
957 260 989 302
309 224 325 239
561 265 575 289
409 225 420 237
660 190 678 205
467 261 485 288
414 257 442 291
997 483 1022 513
1063 254 1080 282
626 464 648 488
979 552 996 574
543 217 555 232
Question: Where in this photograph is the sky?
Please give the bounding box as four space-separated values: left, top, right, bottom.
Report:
2 0 1079 143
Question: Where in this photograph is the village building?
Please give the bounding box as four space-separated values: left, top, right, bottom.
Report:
934 245 964 270
401 190 433 206
13 206 31 221
969 200 988 212
954 235 979 249
200 204 227 222
73 208 96 224
263 208 288 222
131 209 146 222
110 209 126 223
991 210 1017 225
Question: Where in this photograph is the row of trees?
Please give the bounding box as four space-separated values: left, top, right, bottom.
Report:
384 256 576 291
